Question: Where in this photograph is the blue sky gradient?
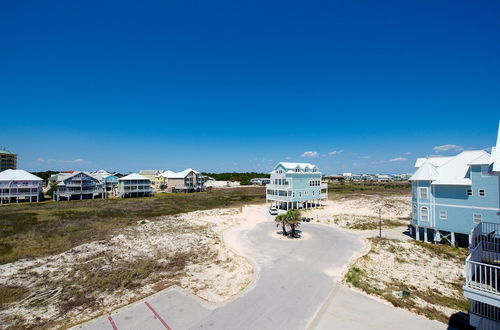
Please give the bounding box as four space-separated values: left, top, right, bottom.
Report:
1 1 499 174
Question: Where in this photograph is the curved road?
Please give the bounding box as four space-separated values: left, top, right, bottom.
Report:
76 210 446 330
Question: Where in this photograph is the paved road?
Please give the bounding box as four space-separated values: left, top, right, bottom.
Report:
75 211 448 330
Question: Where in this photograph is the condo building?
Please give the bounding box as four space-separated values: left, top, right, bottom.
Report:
0 148 17 171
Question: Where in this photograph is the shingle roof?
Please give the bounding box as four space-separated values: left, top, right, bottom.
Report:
0 169 42 181
411 150 489 186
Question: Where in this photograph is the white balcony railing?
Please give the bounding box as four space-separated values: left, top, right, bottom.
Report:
266 184 290 190
58 189 105 195
464 222 500 297
266 194 292 202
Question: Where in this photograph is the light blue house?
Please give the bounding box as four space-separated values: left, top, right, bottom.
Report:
462 124 500 328
266 162 328 210
409 150 499 246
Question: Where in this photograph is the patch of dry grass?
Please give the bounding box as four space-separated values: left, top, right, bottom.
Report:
345 237 469 324
0 187 265 264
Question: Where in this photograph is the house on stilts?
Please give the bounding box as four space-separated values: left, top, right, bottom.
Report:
463 123 500 329
266 162 328 210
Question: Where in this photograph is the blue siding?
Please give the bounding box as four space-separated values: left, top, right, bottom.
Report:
412 165 499 235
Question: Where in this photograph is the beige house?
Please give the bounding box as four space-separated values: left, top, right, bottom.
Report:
139 170 164 183
159 168 205 193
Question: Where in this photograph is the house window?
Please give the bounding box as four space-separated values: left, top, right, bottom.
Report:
420 206 429 222
419 187 428 199
439 210 447 220
413 204 417 218
295 167 300 172
467 189 473 196
479 189 485 197
473 213 482 224
313 191 315 195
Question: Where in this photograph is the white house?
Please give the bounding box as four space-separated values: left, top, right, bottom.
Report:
118 173 152 198
0 169 43 204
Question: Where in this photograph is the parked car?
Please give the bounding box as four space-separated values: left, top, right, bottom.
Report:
269 207 278 215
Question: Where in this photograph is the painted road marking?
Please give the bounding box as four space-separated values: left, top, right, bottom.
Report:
108 316 118 330
145 301 173 330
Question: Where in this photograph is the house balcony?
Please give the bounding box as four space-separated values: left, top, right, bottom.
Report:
266 184 290 190
57 188 105 196
464 222 500 312
266 194 292 202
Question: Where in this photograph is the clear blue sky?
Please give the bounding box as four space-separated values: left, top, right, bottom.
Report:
1 1 499 174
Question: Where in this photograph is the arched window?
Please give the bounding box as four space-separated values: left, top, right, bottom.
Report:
420 206 429 222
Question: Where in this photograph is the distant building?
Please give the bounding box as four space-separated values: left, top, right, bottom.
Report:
266 162 328 210
409 150 499 246
205 180 241 188
0 148 17 171
92 170 119 196
54 171 105 201
0 169 43 204
118 173 152 198
250 178 270 185
463 124 500 329
139 170 164 183
158 169 205 193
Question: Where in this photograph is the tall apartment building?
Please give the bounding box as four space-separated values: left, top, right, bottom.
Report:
0 148 17 171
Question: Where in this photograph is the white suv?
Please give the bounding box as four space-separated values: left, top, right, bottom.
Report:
269 207 278 215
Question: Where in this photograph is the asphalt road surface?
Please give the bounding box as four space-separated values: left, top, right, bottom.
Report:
75 211 447 330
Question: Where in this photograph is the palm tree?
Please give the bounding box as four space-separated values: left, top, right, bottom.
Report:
285 209 301 237
275 214 288 236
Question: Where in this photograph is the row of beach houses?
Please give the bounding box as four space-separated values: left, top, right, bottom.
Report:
0 168 205 204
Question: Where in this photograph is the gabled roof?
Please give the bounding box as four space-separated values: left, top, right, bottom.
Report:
411 150 489 186
0 169 42 181
160 168 200 179
139 170 163 175
57 171 101 185
468 153 491 165
414 157 453 168
277 162 317 170
157 170 176 178
119 173 151 181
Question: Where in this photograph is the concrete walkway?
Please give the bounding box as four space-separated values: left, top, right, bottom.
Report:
74 209 449 330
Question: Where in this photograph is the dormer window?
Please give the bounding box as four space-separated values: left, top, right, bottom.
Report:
295 167 300 172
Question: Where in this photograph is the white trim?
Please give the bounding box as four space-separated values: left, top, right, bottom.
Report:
420 206 429 222
419 187 429 199
416 202 498 211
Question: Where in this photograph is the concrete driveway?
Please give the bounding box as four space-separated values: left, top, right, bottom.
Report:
75 210 447 330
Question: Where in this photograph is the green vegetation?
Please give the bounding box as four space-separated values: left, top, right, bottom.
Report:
0 187 265 264
345 237 469 324
202 172 269 185
345 266 365 288
328 181 410 197
31 170 59 183
274 209 302 237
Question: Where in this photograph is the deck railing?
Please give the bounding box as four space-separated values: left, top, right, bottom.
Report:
465 222 500 296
